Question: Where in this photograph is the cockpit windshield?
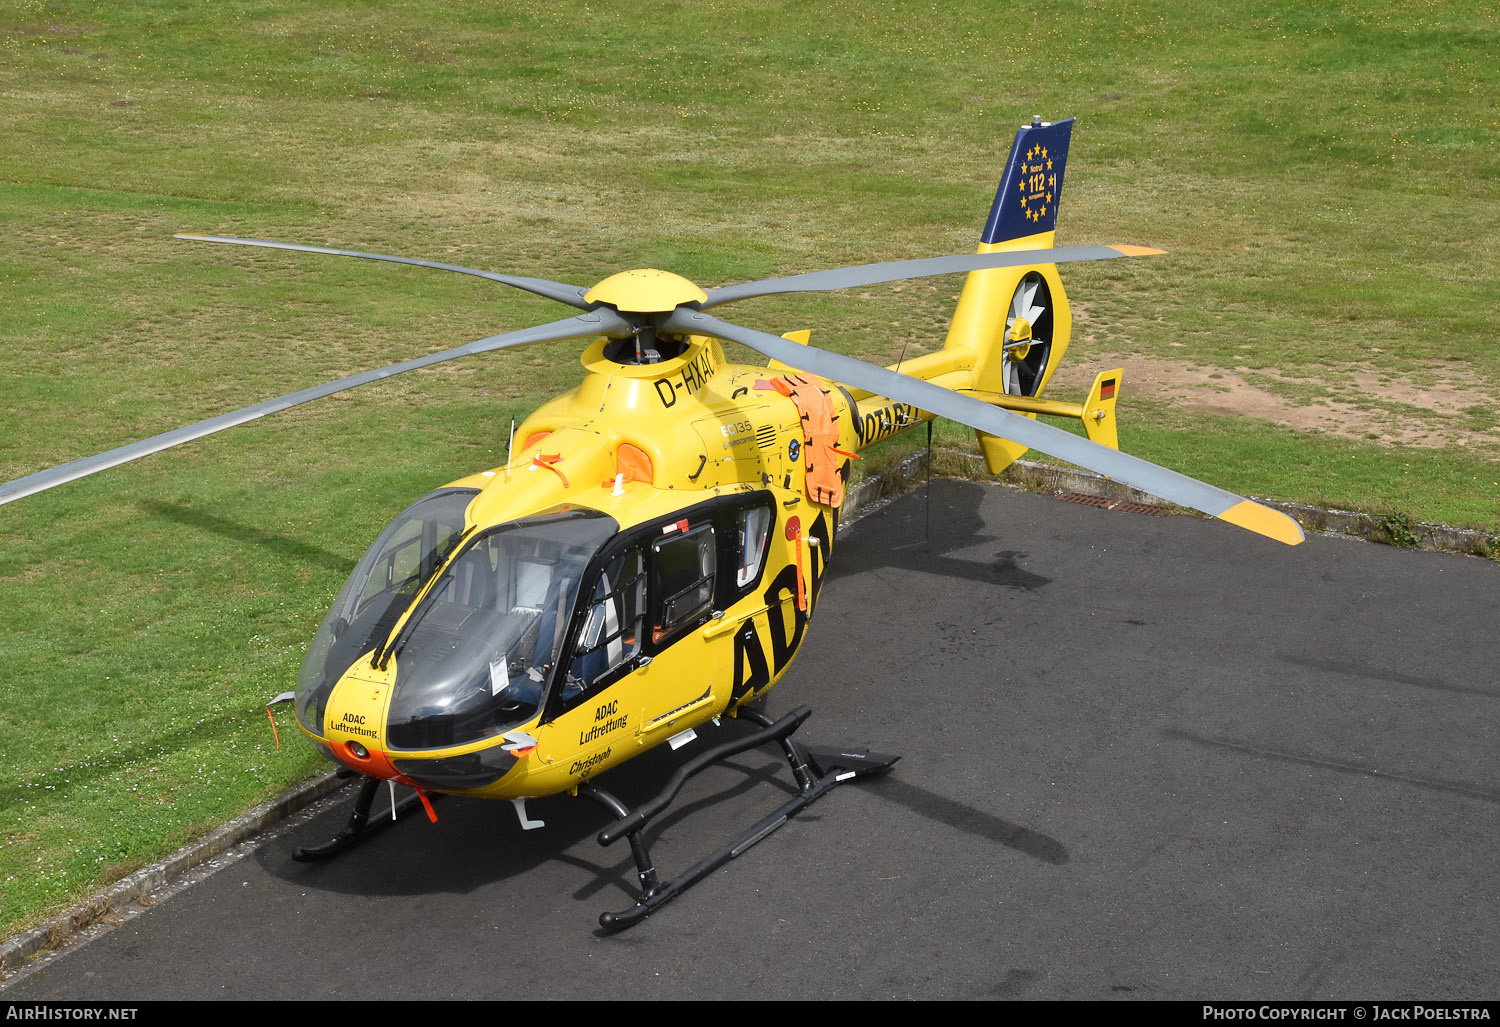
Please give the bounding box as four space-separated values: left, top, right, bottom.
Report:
296 487 476 736
298 497 618 750
382 506 617 750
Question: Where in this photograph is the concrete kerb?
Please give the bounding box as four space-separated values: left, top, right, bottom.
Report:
0 772 348 977
5 453 1494 977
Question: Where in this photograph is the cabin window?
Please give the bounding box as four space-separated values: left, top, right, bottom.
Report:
735 505 772 588
563 545 646 699
652 524 716 643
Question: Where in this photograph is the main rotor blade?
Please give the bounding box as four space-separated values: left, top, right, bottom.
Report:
176 235 593 310
0 309 631 506
665 310 1302 546
700 245 1164 309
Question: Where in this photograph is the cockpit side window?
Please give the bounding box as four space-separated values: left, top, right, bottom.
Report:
561 545 646 705
358 518 423 612
352 493 470 623
296 487 477 736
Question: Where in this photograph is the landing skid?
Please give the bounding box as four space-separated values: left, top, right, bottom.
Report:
581 705 900 931
292 773 435 862
286 707 899 929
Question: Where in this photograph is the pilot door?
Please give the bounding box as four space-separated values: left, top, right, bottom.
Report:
538 500 777 781
537 541 651 780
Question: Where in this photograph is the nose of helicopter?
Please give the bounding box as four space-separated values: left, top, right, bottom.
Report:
327 739 444 823
329 738 406 780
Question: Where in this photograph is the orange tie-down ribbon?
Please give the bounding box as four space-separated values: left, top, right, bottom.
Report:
530 452 569 487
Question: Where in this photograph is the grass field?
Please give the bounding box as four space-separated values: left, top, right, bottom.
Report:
1 0 1497 940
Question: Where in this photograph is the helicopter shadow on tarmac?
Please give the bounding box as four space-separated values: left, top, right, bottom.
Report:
819 479 1072 864
251 717 817 908
828 478 1054 593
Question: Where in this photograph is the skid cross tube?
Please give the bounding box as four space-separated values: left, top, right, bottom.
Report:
581 705 899 930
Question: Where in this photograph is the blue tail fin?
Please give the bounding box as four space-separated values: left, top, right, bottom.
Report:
981 116 1075 244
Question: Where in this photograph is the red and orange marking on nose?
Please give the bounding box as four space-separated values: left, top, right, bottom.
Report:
329 740 438 822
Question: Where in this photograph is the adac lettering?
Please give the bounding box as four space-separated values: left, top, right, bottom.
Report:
580 699 629 744
731 621 770 705
853 401 921 446
764 562 806 669
334 711 379 741
652 349 718 408
734 512 831 699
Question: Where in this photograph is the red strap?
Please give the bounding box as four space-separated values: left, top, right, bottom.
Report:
414 788 439 824
530 452 569 487
786 518 807 612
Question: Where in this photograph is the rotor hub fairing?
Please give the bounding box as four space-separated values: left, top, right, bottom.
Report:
584 269 707 314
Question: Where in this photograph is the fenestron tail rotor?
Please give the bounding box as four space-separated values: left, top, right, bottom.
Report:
662 308 1304 546
1003 271 1052 396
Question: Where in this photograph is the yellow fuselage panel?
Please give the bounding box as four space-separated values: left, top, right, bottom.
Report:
322 659 396 749
504 336 816 506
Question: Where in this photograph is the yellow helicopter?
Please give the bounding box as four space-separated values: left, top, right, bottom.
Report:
0 116 1301 929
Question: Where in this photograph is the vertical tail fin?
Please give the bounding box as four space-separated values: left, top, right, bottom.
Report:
981 116 1074 245
944 116 1078 473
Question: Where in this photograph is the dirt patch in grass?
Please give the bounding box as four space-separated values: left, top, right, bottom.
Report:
1054 350 1499 452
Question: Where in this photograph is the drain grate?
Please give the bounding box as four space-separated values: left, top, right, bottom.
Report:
1055 492 1172 517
